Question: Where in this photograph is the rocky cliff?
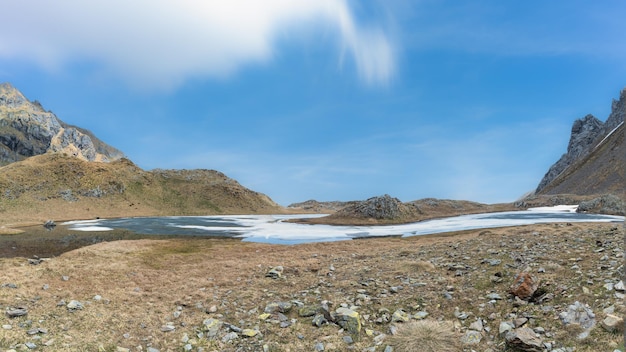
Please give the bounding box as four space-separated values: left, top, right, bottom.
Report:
535 88 625 197
0 83 124 164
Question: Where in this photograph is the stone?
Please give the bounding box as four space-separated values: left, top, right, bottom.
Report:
67 300 84 310
335 307 361 341
266 266 284 279
391 309 410 323
559 301 596 340
312 314 328 327
5 307 28 318
469 319 484 332
203 318 223 338
314 342 325 351
486 293 503 300
499 321 514 336
505 327 543 351
264 301 292 314
298 305 319 317
509 272 539 300
462 330 482 345
413 311 429 320
241 329 258 337
600 314 624 333
615 280 625 291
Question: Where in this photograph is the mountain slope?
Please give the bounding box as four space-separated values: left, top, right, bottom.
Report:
536 88 625 199
0 82 123 164
0 153 284 225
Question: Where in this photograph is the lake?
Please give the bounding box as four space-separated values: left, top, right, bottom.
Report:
62 205 623 245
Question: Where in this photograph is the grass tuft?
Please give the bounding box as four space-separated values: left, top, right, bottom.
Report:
388 320 460 352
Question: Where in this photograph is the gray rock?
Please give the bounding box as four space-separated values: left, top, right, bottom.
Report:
314 342 325 351
559 301 595 340
600 314 624 333
499 321 514 336
66 300 84 311
462 330 482 345
6 307 28 318
264 301 292 314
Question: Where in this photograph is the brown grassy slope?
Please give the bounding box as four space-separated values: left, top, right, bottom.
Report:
538 122 625 199
0 153 285 227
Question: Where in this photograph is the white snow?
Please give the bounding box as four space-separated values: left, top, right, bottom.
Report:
62 205 623 244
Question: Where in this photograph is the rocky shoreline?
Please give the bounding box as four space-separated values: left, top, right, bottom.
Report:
0 222 623 351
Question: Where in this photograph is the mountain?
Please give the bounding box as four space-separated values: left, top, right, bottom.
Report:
0 82 123 165
0 83 284 226
535 88 625 199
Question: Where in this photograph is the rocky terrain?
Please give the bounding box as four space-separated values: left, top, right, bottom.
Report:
0 83 123 165
0 222 623 351
536 88 625 199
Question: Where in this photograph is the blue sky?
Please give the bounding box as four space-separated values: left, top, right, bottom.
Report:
1 0 625 205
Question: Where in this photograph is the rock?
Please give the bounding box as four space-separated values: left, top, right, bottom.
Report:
265 266 284 279
160 324 175 332
312 314 328 327
6 307 28 318
222 331 238 343
600 314 624 333
469 319 484 332
499 321 514 336
43 220 56 229
314 342 325 351
67 300 84 310
298 305 319 317
614 280 625 291
462 330 482 345
509 272 539 300
505 327 543 351
264 301 292 314
391 309 410 323
559 301 596 339
413 311 429 320
203 318 223 338
486 293 503 300
241 329 259 337
335 308 362 341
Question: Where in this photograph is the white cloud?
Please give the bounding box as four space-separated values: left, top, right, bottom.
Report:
0 0 395 89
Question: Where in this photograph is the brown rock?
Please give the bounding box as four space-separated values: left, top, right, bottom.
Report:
509 272 539 300
505 327 543 352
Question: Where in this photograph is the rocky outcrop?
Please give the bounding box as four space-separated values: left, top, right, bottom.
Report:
535 88 625 198
333 194 410 220
0 82 123 164
536 114 603 192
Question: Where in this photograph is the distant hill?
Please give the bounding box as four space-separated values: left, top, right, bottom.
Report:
0 153 283 225
0 82 124 165
535 88 625 200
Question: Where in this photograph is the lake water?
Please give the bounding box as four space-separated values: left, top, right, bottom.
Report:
63 205 624 245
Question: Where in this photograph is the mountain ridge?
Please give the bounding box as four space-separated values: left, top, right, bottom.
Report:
0 82 124 164
535 87 625 199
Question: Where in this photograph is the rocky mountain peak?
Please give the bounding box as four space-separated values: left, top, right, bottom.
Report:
0 83 29 109
535 87 625 196
0 82 124 164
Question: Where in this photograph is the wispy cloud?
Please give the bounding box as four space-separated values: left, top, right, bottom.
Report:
0 0 395 90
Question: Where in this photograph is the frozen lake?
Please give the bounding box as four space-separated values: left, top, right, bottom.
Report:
62 205 624 245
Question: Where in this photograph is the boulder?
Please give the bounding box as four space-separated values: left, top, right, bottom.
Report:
335 308 362 341
509 272 539 300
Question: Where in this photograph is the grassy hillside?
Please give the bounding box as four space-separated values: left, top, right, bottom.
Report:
0 153 284 226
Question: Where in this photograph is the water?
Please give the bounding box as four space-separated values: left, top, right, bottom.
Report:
63 205 623 245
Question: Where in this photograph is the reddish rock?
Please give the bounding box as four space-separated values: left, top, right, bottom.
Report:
509 272 539 300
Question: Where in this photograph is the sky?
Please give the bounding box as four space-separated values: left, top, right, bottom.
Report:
1 0 625 205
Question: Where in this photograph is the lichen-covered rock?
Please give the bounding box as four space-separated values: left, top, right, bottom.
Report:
334 308 361 341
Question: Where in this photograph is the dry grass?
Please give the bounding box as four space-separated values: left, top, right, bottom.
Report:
388 320 460 352
0 222 623 351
